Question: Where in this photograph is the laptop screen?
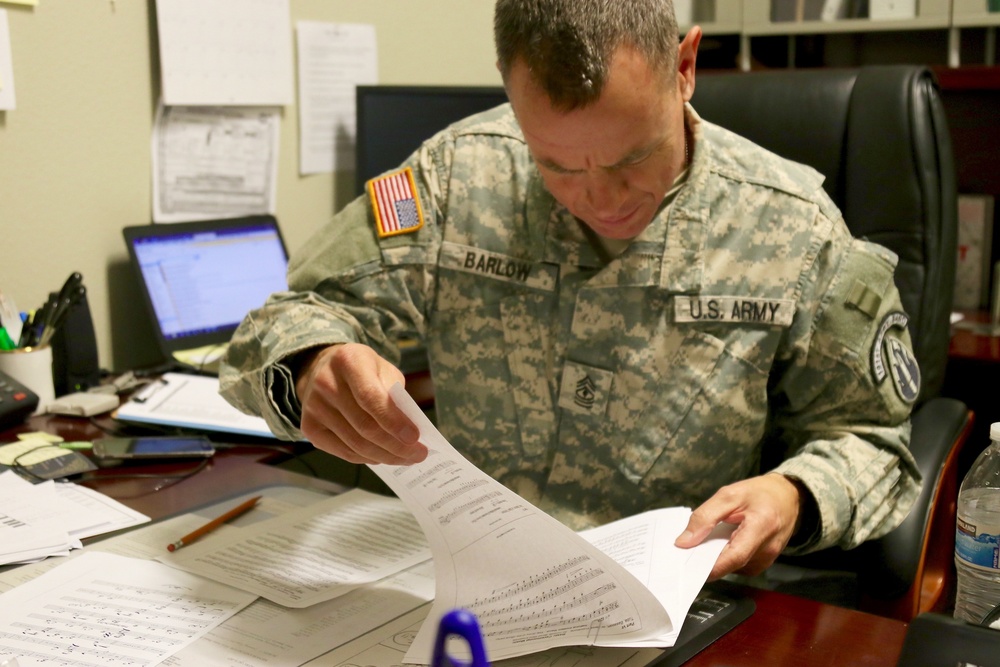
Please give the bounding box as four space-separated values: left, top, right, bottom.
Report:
123 216 288 358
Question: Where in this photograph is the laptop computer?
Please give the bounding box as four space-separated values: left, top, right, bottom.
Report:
122 215 289 374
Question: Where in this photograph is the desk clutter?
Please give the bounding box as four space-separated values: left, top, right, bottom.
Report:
0 485 752 667
0 272 101 414
0 390 753 667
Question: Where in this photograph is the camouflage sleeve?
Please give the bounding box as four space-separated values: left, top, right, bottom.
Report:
219 145 447 441
768 217 922 554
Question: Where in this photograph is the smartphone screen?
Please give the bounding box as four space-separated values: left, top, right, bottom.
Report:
93 436 215 460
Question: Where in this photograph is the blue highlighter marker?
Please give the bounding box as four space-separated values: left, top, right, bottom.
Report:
431 609 489 667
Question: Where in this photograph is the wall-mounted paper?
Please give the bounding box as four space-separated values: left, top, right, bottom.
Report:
0 10 15 110
155 0 293 106
151 104 280 223
296 21 378 175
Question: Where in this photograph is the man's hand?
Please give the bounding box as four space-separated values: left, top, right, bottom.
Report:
294 343 426 466
674 473 804 579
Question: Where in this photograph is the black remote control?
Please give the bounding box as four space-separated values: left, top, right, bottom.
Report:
0 369 41 429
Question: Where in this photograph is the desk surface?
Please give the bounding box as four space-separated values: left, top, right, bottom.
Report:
2 413 908 667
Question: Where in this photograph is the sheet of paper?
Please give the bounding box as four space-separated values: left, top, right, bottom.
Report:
51 481 150 539
0 472 79 566
295 21 378 175
0 470 148 542
151 105 280 223
0 10 14 111
0 489 328 594
155 0 293 106
0 440 67 466
115 372 275 438
301 604 664 667
372 385 677 664
579 509 732 646
160 488 431 608
164 560 434 667
0 551 255 667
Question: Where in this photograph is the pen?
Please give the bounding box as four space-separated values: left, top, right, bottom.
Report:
38 285 86 347
166 495 262 552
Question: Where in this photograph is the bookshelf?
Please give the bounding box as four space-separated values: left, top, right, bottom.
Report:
681 0 999 69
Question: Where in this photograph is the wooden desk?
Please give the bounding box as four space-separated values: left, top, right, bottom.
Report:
1 414 909 666
1 411 337 521
687 587 906 666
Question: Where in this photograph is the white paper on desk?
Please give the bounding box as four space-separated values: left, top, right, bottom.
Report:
0 472 149 543
151 105 280 224
0 472 78 566
372 385 683 664
51 481 150 539
161 489 431 608
296 21 378 175
115 372 276 438
0 551 255 667
164 560 435 667
0 489 329 594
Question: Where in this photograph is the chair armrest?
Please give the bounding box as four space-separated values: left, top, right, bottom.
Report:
861 397 973 606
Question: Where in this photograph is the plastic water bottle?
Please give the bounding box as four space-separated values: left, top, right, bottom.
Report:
954 422 1000 624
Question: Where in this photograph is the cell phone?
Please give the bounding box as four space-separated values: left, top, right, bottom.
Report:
92 436 215 461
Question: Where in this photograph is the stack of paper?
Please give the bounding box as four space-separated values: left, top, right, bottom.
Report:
0 471 150 566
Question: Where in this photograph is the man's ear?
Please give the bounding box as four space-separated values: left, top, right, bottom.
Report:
676 26 702 102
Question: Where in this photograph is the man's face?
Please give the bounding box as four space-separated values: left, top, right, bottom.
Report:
506 44 694 240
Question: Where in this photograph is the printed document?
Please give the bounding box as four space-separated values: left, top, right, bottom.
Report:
370 384 731 664
161 489 431 608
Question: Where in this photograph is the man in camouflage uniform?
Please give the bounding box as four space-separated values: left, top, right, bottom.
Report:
221 0 921 579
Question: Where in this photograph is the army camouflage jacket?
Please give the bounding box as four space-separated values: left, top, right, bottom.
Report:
221 104 920 554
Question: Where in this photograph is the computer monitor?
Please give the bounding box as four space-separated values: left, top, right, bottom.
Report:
354 85 508 196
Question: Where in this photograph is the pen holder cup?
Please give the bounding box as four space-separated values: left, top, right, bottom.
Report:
0 345 55 415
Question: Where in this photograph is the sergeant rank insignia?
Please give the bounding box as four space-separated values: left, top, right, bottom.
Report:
367 167 425 238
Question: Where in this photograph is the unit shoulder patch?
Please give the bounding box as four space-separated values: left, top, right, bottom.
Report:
367 167 425 238
871 311 920 404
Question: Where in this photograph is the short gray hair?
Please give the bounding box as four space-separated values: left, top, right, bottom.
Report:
494 0 680 110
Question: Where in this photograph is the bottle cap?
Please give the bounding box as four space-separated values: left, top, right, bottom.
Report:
992 422 1000 442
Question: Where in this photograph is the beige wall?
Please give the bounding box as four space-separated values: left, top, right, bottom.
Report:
0 0 501 372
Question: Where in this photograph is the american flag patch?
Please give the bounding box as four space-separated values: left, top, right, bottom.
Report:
367 167 425 238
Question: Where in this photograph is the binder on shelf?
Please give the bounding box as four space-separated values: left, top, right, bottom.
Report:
821 0 852 20
869 0 917 19
772 0 827 21
953 194 996 311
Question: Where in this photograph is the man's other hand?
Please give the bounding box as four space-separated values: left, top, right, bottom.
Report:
674 473 803 579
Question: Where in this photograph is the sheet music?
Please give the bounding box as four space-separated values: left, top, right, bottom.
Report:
371 385 680 664
0 551 255 667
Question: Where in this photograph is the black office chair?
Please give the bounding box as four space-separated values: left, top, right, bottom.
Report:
692 65 973 621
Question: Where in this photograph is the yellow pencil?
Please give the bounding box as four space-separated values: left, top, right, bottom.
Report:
166 495 262 552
